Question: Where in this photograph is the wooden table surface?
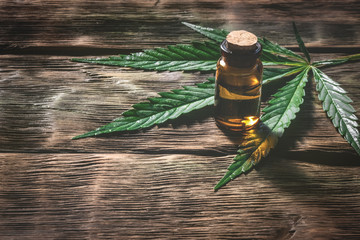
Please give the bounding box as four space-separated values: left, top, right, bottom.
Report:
1 1 360 239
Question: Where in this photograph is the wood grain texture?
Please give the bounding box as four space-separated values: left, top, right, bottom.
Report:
0 153 360 239
0 0 360 239
1 0 360 52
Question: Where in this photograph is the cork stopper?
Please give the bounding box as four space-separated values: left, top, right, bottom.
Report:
225 30 258 51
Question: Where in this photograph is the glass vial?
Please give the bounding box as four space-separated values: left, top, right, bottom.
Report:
214 30 263 131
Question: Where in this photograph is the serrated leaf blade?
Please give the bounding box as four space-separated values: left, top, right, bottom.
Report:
72 78 215 139
292 22 311 63
261 50 306 67
72 41 220 72
182 22 229 43
312 67 360 155
263 67 310 135
259 37 307 63
313 53 360 68
262 66 305 85
214 123 278 191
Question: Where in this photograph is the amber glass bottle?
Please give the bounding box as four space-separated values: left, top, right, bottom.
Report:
214 30 263 131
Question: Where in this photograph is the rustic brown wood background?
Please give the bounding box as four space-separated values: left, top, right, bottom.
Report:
1 0 360 239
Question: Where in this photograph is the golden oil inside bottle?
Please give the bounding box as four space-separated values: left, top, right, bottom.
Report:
214 30 263 131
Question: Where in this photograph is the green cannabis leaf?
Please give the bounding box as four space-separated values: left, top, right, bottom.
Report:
72 22 360 191
213 23 359 190
73 78 215 139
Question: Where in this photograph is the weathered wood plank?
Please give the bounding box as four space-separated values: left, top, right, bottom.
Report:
1 0 359 52
0 153 359 239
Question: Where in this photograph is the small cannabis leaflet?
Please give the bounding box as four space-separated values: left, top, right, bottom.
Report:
72 22 360 190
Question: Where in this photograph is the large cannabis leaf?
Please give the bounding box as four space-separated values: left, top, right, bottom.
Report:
72 23 304 139
213 23 359 190
72 22 360 191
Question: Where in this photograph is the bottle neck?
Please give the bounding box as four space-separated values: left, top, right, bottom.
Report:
220 40 262 68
